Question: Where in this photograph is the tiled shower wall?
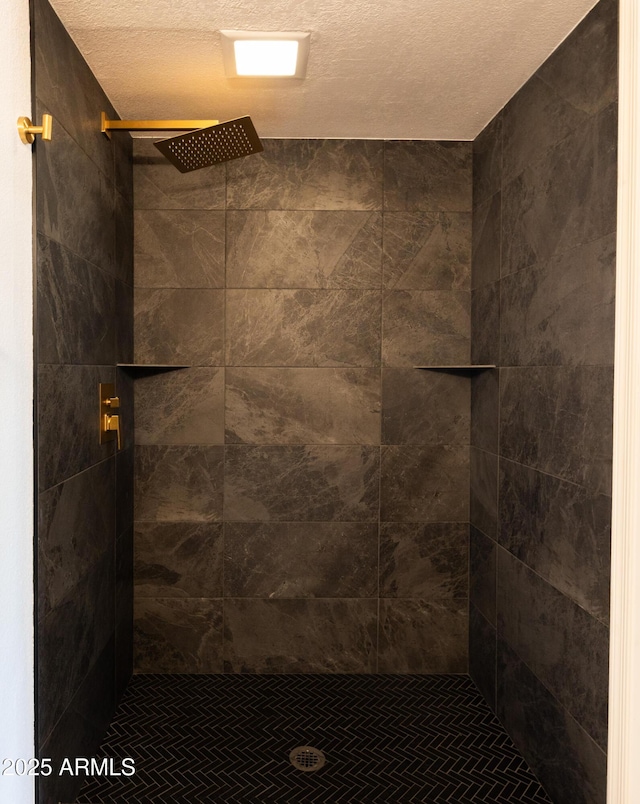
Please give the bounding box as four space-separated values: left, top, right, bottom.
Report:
33 0 134 801
132 139 473 673
469 1 618 803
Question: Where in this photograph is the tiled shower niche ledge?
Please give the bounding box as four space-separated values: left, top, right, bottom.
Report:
413 364 496 370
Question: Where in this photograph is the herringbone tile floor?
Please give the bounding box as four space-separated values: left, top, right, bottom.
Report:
75 674 552 803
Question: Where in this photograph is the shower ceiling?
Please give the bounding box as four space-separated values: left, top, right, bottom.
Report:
50 0 600 140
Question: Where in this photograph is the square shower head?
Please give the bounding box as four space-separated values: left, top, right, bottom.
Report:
153 116 263 172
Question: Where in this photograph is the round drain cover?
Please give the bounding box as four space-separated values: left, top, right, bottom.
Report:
289 746 326 772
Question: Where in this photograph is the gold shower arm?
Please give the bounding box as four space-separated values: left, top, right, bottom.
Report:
101 112 218 137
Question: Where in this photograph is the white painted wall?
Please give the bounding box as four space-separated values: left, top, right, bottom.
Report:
0 0 35 802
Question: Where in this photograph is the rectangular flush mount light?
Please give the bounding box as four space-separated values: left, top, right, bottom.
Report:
220 31 310 78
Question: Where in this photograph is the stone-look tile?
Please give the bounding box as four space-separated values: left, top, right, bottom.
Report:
134 597 223 674
382 290 470 366
470 448 498 540
38 365 115 491
226 210 382 288
134 210 225 288
471 283 499 366
37 234 116 365
226 289 381 367
501 103 618 275
497 638 607 804
223 599 377 673
499 458 611 622
500 234 616 367
378 599 468 673
471 369 499 453
382 369 469 446
134 522 223 598
382 212 471 290
115 191 134 285
134 288 224 366
115 364 135 451
469 604 496 713
224 446 379 522
379 523 468 599
115 279 134 364
384 141 472 212
115 528 133 701
473 114 502 208
133 139 226 210
114 131 134 210
38 552 114 746
38 458 115 621
116 446 134 539
135 368 224 445
500 366 614 494
380 446 469 523
472 192 501 289
226 139 384 210
224 523 378 598
36 104 115 276
226 368 380 445
470 526 496 623
497 548 609 750
135 445 224 522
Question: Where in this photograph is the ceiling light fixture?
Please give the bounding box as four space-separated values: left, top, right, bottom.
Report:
220 31 311 78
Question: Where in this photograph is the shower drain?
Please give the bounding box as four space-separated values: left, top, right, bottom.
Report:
289 746 326 772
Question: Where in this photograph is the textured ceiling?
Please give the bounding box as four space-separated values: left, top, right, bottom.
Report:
50 0 600 140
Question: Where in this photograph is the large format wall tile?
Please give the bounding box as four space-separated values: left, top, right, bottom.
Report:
384 141 472 211
226 210 382 288
227 139 384 210
224 445 379 522
134 598 223 673
115 192 134 285
226 289 381 367
135 445 224 522
226 367 380 445
471 283 499 366
134 522 223 598
470 447 498 539
134 210 225 288
470 526 496 623
224 522 378 598
134 288 224 365
473 115 502 208
223 599 378 673
379 523 468 599
115 528 133 700
382 212 471 290
471 370 499 453
134 368 224 445
471 193 501 289
469 604 496 712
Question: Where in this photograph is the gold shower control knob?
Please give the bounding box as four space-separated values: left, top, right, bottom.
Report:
105 396 120 409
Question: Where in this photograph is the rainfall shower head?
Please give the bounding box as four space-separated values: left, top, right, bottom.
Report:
154 117 263 172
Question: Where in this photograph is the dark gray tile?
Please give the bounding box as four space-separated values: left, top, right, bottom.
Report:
37 234 116 365
470 525 496 623
226 367 380 445
379 523 468 599
384 141 472 211
469 604 496 713
499 458 611 622
134 445 224 522
472 192 501 289
501 103 618 275
115 365 135 451
226 210 382 288
115 191 134 285
500 234 616 367
382 212 471 290
497 638 607 804
470 447 498 540
471 369 499 453
223 599 377 673
380 446 469 522
134 522 223 598
134 210 225 288
115 279 134 364
134 288 224 366
471 282 499 365
38 365 115 491
134 597 223 673
473 114 502 208
116 446 134 539
224 445 379 522
497 548 609 749
500 366 613 494
114 132 134 209
382 369 469 445
133 139 226 210
382 290 470 367
226 289 381 367
226 139 383 210
134 368 224 445
378 599 468 673
224 522 378 598
115 527 133 701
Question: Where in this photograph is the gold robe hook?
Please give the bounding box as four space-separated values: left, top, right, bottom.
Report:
17 114 53 144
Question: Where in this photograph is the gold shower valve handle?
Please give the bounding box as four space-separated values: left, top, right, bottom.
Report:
99 383 122 450
17 114 53 144
105 414 122 450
